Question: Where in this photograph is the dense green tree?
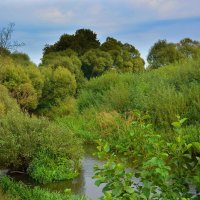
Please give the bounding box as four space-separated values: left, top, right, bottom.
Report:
38 67 76 112
11 52 36 67
101 37 145 72
43 29 100 56
11 52 44 103
41 49 85 91
177 38 200 59
25 65 44 101
0 84 19 116
73 29 100 55
147 40 182 68
42 31 144 78
100 37 123 52
0 57 41 111
13 83 38 110
81 49 113 79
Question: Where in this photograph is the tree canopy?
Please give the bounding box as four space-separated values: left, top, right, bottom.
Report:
147 38 200 68
43 29 100 56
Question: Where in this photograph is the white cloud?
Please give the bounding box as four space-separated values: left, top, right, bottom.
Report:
125 0 200 20
36 7 73 24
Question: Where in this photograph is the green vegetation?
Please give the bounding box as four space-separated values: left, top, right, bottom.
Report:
0 23 200 199
28 149 79 184
147 38 200 69
93 117 200 199
0 177 88 200
77 59 200 128
0 110 83 182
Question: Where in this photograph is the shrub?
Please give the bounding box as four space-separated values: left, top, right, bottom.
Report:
0 176 88 200
0 85 19 116
0 111 83 182
43 97 77 119
96 111 125 138
0 58 39 111
28 149 78 184
55 108 99 143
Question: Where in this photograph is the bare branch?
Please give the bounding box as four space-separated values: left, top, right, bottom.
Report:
0 23 25 55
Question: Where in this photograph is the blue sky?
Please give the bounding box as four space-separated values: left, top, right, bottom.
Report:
0 0 200 64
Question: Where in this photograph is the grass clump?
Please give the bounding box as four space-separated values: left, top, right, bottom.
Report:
0 176 88 200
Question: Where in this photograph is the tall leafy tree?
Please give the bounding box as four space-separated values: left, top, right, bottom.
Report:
38 67 76 111
101 37 145 72
177 38 200 59
43 29 100 56
0 57 38 110
147 40 182 68
81 49 113 79
40 49 86 92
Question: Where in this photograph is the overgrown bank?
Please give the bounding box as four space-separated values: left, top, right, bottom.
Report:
56 59 200 199
0 24 200 199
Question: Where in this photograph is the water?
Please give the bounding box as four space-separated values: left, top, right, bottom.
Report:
42 145 104 200
3 144 199 199
8 145 104 200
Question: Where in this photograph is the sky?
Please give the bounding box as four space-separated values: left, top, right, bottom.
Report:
0 0 200 65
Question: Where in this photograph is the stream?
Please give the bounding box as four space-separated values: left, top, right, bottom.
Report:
8 145 104 200
1 144 199 199
42 145 104 199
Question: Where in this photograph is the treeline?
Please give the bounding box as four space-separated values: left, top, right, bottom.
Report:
43 29 145 78
147 38 200 68
1 27 200 117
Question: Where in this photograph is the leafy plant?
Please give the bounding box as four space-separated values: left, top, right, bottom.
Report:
28 149 78 184
93 140 137 200
0 176 88 200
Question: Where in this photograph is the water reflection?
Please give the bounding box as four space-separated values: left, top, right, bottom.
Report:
8 145 103 200
42 145 104 200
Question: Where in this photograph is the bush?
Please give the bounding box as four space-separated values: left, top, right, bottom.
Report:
0 57 39 111
93 117 200 199
43 97 77 119
0 111 83 182
55 108 100 143
28 149 78 184
96 111 125 138
0 85 19 116
0 176 88 200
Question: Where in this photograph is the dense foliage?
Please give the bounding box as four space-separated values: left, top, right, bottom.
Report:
147 38 200 68
0 24 200 199
77 59 200 128
0 177 88 200
42 30 144 79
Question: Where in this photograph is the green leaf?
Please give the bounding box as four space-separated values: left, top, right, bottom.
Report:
172 121 180 128
180 118 187 124
95 180 104 187
192 142 200 152
124 186 135 194
104 143 110 153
